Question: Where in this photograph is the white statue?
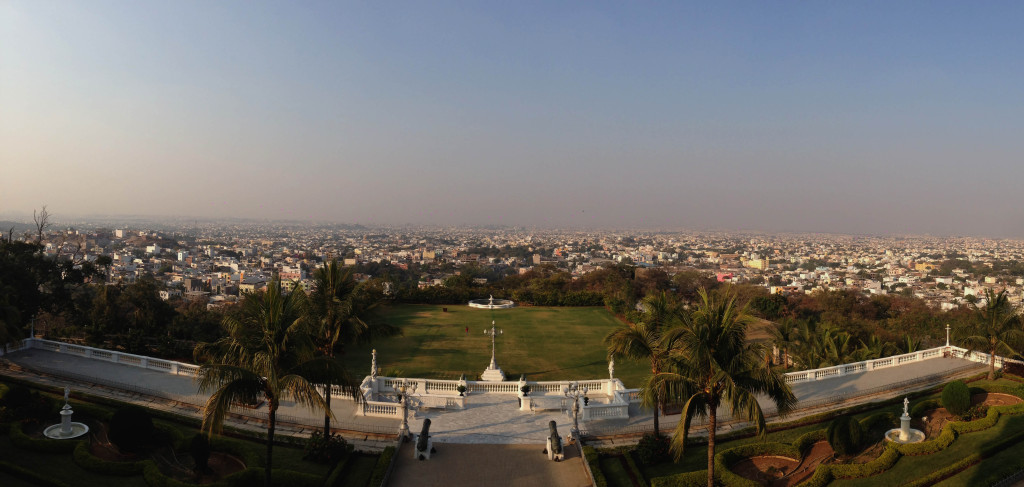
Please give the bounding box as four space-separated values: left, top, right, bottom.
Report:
63 386 70 406
608 356 615 379
903 397 909 415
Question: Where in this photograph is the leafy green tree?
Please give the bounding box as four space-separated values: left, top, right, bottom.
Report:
960 289 1024 380
604 291 677 436
307 259 397 436
655 289 796 487
195 279 347 487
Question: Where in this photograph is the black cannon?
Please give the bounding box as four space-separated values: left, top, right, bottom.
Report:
546 420 564 461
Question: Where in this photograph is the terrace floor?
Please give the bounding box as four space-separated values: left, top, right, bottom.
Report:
2 348 986 445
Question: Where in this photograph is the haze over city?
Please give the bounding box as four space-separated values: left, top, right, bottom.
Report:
3 2 1024 236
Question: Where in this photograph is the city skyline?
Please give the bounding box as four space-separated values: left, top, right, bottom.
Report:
3 2 1024 237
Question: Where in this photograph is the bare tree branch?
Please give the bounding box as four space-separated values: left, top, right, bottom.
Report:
33 205 50 244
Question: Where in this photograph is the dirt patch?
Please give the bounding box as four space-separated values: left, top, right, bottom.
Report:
732 455 799 486
973 392 1022 407
731 441 835 487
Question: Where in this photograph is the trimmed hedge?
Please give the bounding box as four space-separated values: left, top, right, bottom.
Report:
9 421 82 453
0 460 72 487
650 470 709 487
902 427 1024 487
368 445 395 487
622 451 647 487
793 429 827 456
716 441 799 487
829 442 900 479
909 399 940 418
72 441 147 475
826 415 863 456
584 446 609 487
324 451 354 487
896 424 955 456
942 380 971 417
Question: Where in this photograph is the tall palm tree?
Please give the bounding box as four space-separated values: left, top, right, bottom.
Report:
307 259 399 436
655 289 796 487
961 289 1024 380
195 279 347 487
604 291 676 436
770 318 797 369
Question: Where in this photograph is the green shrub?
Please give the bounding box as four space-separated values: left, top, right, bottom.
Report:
368 445 395 487
826 415 863 456
794 465 832 487
636 433 671 465
909 400 940 418
942 380 971 417
303 430 351 464
72 441 146 475
109 405 155 453
0 384 53 423
0 460 72 487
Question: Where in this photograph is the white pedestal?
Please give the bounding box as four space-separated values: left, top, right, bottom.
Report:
899 413 911 442
520 397 532 411
414 437 433 460
481 366 506 381
547 437 564 461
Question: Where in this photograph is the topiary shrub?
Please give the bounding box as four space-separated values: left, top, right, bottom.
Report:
826 415 863 456
190 434 211 473
109 406 155 453
303 431 351 464
942 380 971 417
636 433 671 465
0 384 52 423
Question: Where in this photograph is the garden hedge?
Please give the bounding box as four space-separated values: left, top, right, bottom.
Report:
0 460 72 487
584 445 609 487
649 470 709 487
72 441 147 475
368 445 395 487
9 422 82 453
942 380 971 417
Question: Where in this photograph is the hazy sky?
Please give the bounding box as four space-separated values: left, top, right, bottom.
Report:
3 2 1024 236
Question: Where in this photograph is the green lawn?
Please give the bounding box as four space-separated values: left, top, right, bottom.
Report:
343 304 649 387
936 435 1024 486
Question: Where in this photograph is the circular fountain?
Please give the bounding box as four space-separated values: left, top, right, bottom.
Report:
468 295 515 309
885 397 924 444
43 387 89 440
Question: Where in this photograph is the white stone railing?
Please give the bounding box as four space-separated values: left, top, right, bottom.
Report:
9 338 203 377
581 401 630 420
948 346 1024 368
783 346 949 384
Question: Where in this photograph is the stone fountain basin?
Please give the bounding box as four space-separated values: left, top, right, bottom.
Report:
43 422 90 440
885 427 925 444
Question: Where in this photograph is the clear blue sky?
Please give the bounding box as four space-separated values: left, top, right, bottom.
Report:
3 1 1023 236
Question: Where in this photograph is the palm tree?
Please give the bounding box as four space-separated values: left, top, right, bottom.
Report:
307 259 399 436
604 291 676 436
856 335 894 361
961 289 1024 380
770 318 797 369
195 279 347 487
655 289 796 487
899 333 922 354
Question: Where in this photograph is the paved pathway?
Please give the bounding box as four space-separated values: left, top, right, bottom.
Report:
388 442 591 487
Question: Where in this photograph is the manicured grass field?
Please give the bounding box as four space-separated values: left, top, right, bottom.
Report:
342 304 649 387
